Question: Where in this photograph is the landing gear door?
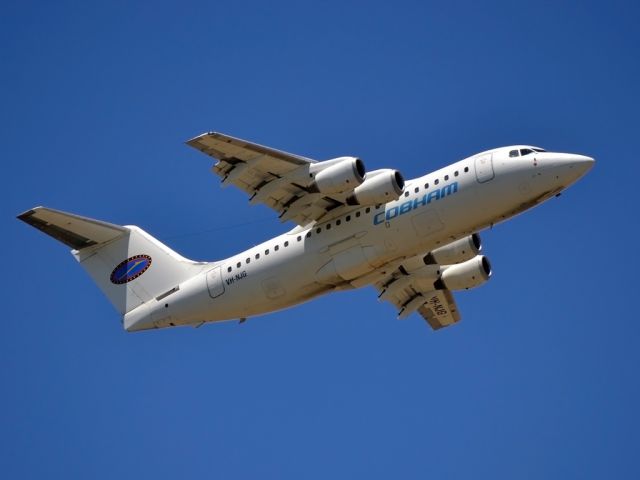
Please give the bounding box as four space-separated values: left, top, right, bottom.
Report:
474 153 495 183
206 266 225 298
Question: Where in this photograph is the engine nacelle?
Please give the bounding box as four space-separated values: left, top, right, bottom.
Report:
399 234 480 274
310 156 366 194
345 169 405 206
435 255 492 291
426 234 482 265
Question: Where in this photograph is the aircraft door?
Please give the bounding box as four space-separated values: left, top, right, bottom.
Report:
206 266 225 298
474 153 495 183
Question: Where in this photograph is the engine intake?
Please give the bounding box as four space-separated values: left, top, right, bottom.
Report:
345 169 405 206
435 255 492 291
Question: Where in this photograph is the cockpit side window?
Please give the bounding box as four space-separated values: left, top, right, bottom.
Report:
520 148 534 156
532 148 546 152
509 149 520 158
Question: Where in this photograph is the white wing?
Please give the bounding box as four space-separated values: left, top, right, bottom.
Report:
187 132 355 226
375 268 461 330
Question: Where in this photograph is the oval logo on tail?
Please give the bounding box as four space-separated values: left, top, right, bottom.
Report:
110 255 152 284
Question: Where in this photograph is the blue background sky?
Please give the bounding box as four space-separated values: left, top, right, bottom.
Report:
3 1 640 478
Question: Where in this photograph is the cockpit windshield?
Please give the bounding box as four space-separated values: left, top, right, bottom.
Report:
510 147 546 157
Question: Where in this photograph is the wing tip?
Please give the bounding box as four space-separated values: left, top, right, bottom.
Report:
16 206 43 221
185 131 221 145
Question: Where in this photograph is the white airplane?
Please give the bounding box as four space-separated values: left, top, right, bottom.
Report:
18 132 594 332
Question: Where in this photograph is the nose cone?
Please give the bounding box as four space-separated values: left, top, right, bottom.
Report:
543 152 594 186
565 154 595 184
570 154 595 176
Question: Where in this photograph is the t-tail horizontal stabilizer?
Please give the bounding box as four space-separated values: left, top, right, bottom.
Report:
17 206 207 319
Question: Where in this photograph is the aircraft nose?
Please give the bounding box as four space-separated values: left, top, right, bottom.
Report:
571 154 595 167
568 154 595 177
544 152 594 187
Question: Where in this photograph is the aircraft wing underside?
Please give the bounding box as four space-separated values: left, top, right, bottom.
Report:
187 132 355 226
374 271 461 330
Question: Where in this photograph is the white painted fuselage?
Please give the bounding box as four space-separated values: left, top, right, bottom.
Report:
123 146 593 331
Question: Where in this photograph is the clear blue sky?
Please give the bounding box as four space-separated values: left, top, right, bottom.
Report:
2 1 640 478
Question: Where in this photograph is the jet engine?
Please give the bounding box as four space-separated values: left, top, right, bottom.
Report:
434 255 492 291
399 234 481 273
345 169 405 206
309 156 366 194
426 234 482 265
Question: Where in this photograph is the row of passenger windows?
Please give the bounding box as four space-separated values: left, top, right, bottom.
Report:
402 166 469 198
227 207 376 272
229 240 291 271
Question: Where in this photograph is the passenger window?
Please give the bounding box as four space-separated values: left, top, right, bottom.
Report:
255 253 260 260
316 227 321 234
306 232 311 238
356 211 361 217
434 179 439 185
424 183 429 189
404 191 409 197
297 236 302 241
236 262 241 268
509 149 519 157
365 207 371 213
227 266 232 273
346 215 351 222
265 249 269 255
274 245 279 251
246 258 250 264
336 219 341 226
464 166 469 172
326 224 331 230
454 171 459 177
444 175 449 181
414 187 419 193
284 241 289 247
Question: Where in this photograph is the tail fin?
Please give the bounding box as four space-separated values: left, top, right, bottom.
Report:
18 206 207 315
